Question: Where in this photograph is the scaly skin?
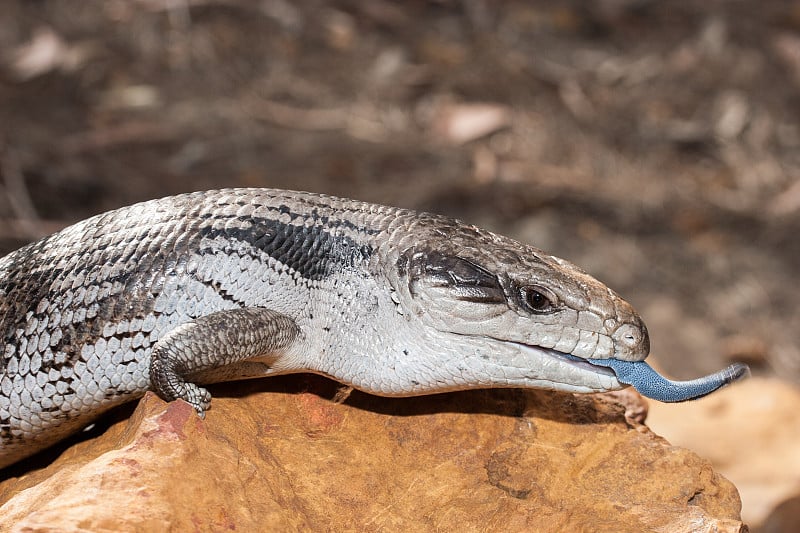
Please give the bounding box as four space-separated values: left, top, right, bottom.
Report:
0 188 745 469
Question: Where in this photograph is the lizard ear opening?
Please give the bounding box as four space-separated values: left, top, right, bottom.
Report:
407 251 506 304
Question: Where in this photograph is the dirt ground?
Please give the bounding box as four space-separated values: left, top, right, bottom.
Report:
1 0 799 528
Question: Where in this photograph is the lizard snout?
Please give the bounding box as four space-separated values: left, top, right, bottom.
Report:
611 320 649 361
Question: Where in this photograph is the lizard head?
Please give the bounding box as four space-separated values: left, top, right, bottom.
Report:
381 213 746 401
385 215 648 395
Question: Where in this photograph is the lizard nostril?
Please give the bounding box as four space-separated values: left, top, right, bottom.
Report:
612 322 649 359
615 325 639 346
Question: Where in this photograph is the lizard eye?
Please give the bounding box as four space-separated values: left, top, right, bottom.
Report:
521 286 557 313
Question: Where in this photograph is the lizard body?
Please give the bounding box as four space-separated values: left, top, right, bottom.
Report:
0 189 747 469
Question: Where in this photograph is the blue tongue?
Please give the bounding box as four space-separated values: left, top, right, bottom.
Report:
587 358 750 402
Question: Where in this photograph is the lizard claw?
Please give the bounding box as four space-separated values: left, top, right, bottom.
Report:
182 383 212 416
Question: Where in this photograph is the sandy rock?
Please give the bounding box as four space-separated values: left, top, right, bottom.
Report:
647 377 800 529
0 377 744 532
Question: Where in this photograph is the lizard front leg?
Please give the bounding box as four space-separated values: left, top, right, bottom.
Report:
149 307 300 415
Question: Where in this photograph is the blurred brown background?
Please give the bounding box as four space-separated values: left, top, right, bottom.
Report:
0 1 799 529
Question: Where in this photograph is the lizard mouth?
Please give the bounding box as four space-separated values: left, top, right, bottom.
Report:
553 350 616 377
502 340 618 381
